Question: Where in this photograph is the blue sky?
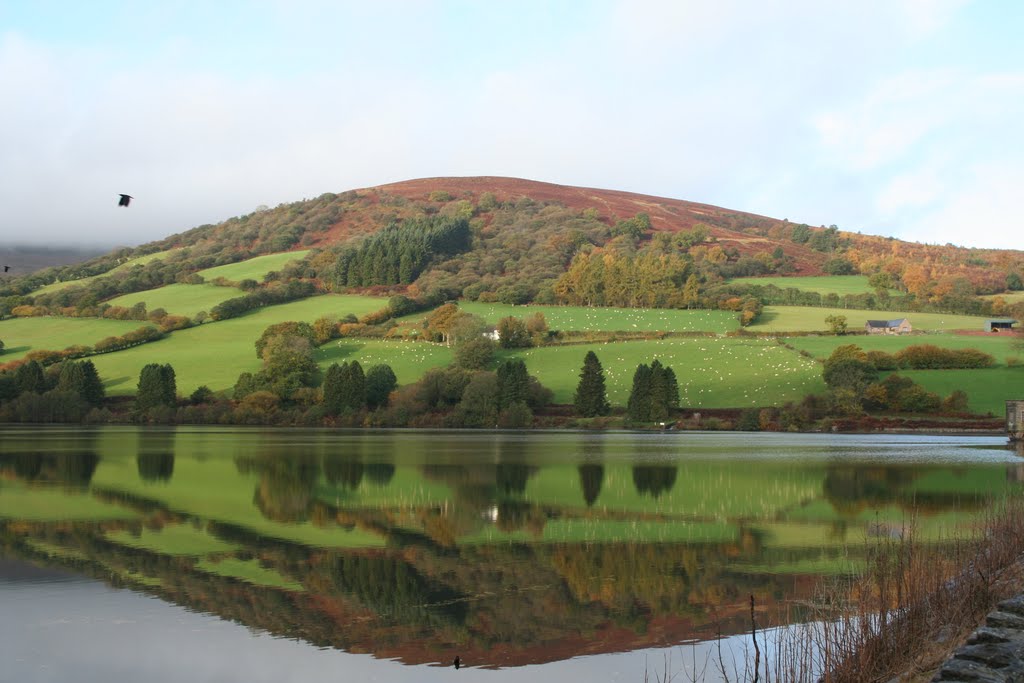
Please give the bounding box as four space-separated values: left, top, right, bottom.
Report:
1 0 1021 249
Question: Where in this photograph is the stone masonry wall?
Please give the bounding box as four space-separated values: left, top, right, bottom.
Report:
931 595 1024 682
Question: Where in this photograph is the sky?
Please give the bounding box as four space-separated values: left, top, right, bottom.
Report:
1 0 1022 249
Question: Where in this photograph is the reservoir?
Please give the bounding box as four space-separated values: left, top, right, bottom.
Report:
1 427 1020 682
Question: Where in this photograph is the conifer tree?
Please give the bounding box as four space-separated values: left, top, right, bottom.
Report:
339 361 366 411
137 363 176 411
496 360 529 410
627 363 652 421
322 363 345 414
14 360 46 395
573 351 610 417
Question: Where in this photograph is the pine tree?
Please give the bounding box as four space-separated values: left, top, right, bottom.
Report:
496 360 529 410
573 351 610 417
137 363 176 411
339 361 366 411
626 363 652 421
322 363 345 414
14 361 46 395
78 360 105 406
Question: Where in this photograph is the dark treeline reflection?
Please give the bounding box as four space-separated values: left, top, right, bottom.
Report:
0 441 99 488
137 430 175 483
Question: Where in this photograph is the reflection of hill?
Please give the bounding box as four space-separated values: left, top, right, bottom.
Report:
0 440 1017 668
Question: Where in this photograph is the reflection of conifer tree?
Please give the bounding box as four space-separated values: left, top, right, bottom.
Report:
632 465 678 498
365 463 395 486
324 455 364 490
137 453 175 482
496 462 531 496
13 452 43 480
55 451 100 487
578 464 604 507
137 429 176 483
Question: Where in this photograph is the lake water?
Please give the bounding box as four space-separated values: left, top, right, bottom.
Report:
0 427 1021 683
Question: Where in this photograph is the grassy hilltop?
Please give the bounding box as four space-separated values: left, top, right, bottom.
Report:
0 177 1022 418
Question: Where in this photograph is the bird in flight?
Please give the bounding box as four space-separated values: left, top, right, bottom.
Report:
118 194 133 207
2 265 9 272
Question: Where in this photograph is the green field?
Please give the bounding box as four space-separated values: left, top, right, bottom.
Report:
898 368 1024 416
317 337 823 408
196 250 311 282
500 337 825 406
423 302 740 333
727 275 891 296
88 294 387 395
0 316 145 361
105 283 244 318
784 333 1021 365
750 306 989 333
32 249 184 296
317 340 453 386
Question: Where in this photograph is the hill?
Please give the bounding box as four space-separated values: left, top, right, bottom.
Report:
0 177 1022 423
4 177 1023 316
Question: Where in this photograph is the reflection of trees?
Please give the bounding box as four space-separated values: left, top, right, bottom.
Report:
820 466 990 517
137 430 175 483
329 554 466 626
365 463 395 486
632 465 677 498
496 462 531 496
0 450 99 487
137 454 174 482
324 455 364 489
578 464 604 507
237 454 320 522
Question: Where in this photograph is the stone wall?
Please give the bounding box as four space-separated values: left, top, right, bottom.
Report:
931 595 1024 682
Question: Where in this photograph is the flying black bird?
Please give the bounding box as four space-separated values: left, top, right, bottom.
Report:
118 194 133 207
2 265 9 272
453 656 461 670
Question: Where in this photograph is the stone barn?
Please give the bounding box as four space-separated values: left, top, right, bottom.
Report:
865 318 912 335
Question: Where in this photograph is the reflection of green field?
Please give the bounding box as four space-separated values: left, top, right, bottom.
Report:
0 482 137 521
106 524 239 556
90 451 386 549
196 251 311 282
728 275 890 296
32 249 183 295
463 519 738 545
524 462 822 518
88 294 387 395
501 338 825 406
195 557 304 591
751 306 989 333
105 284 243 318
783 333 1020 365
455 302 740 333
0 316 144 361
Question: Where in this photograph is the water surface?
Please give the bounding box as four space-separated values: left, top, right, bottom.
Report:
1 427 1020 682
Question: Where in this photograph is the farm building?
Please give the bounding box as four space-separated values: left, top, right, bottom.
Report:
985 319 1018 333
865 318 912 335
1008 400 1024 440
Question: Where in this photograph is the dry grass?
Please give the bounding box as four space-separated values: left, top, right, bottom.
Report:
655 497 1024 683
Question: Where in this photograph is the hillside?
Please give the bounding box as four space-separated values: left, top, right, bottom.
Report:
0 177 1022 423
4 177 1023 313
